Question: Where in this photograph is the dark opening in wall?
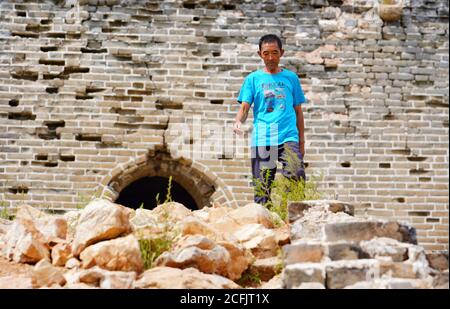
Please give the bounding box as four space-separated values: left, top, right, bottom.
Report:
81 47 108 53
75 133 102 142
35 154 48 160
8 99 19 106
8 111 36 121
341 161 351 168
223 4 235 10
8 186 29 194
115 176 198 210
205 36 223 44
41 46 58 52
46 87 59 93
183 3 196 9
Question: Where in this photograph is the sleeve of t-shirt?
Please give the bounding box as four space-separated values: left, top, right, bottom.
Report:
237 75 254 105
292 75 306 106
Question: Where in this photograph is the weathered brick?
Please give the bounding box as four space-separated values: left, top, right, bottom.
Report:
283 241 325 265
282 263 326 288
325 259 380 289
323 221 417 244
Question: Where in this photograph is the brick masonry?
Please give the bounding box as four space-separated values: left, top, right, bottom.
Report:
0 0 448 250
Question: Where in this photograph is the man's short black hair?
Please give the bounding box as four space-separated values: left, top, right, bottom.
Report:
259 34 283 51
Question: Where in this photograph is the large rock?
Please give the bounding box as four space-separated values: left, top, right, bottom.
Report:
64 266 136 289
192 206 232 224
16 205 67 244
156 245 228 277
176 216 225 241
65 257 81 269
228 203 274 229
15 204 48 221
32 259 66 288
151 202 192 224
51 242 72 267
135 266 240 289
80 234 144 273
129 208 159 231
274 225 290 246
155 235 248 280
233 224 278 259
3 218 50 264
210 216 243 234
32 217 67 245
63 210 82 240
249 256 282 282
216 240 252 281
72 199 132 256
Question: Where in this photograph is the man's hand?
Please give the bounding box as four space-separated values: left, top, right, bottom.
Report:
300 141 305 158
234 102 250 135
234 120 244 135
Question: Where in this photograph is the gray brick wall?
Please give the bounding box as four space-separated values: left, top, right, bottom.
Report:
0 0 448 250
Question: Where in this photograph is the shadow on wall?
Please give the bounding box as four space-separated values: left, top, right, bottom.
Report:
115 176 198 210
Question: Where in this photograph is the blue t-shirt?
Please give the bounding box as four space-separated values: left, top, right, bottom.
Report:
237 68 306 146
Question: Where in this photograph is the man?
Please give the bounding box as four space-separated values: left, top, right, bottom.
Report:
234 34 307 204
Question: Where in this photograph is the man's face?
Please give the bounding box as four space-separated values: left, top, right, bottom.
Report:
258 42 284 71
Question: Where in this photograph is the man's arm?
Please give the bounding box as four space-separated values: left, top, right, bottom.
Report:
234 102 251 134
294 104 305 157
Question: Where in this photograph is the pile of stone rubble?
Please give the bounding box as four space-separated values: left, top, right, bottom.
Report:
0 199 447 289
282 201 448 289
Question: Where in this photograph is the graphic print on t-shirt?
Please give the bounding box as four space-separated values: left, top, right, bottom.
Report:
262 82 286 113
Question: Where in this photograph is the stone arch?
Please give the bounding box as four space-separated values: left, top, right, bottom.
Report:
98 147 236 209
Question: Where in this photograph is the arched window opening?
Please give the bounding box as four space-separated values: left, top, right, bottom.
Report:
115 176 198 210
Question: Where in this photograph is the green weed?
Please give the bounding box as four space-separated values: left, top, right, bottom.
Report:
254 146 323 221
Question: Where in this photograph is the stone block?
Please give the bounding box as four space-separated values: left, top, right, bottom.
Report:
432 270 449 289
325 259 380 289
249 257 281 282
283 241 325 265
282 263 326 289
327 242 368 261
360 237 409 262
323 221 417 244
379 261 418 279
426 251 449 271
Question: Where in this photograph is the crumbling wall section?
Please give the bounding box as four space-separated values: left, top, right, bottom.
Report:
0 0 448 250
